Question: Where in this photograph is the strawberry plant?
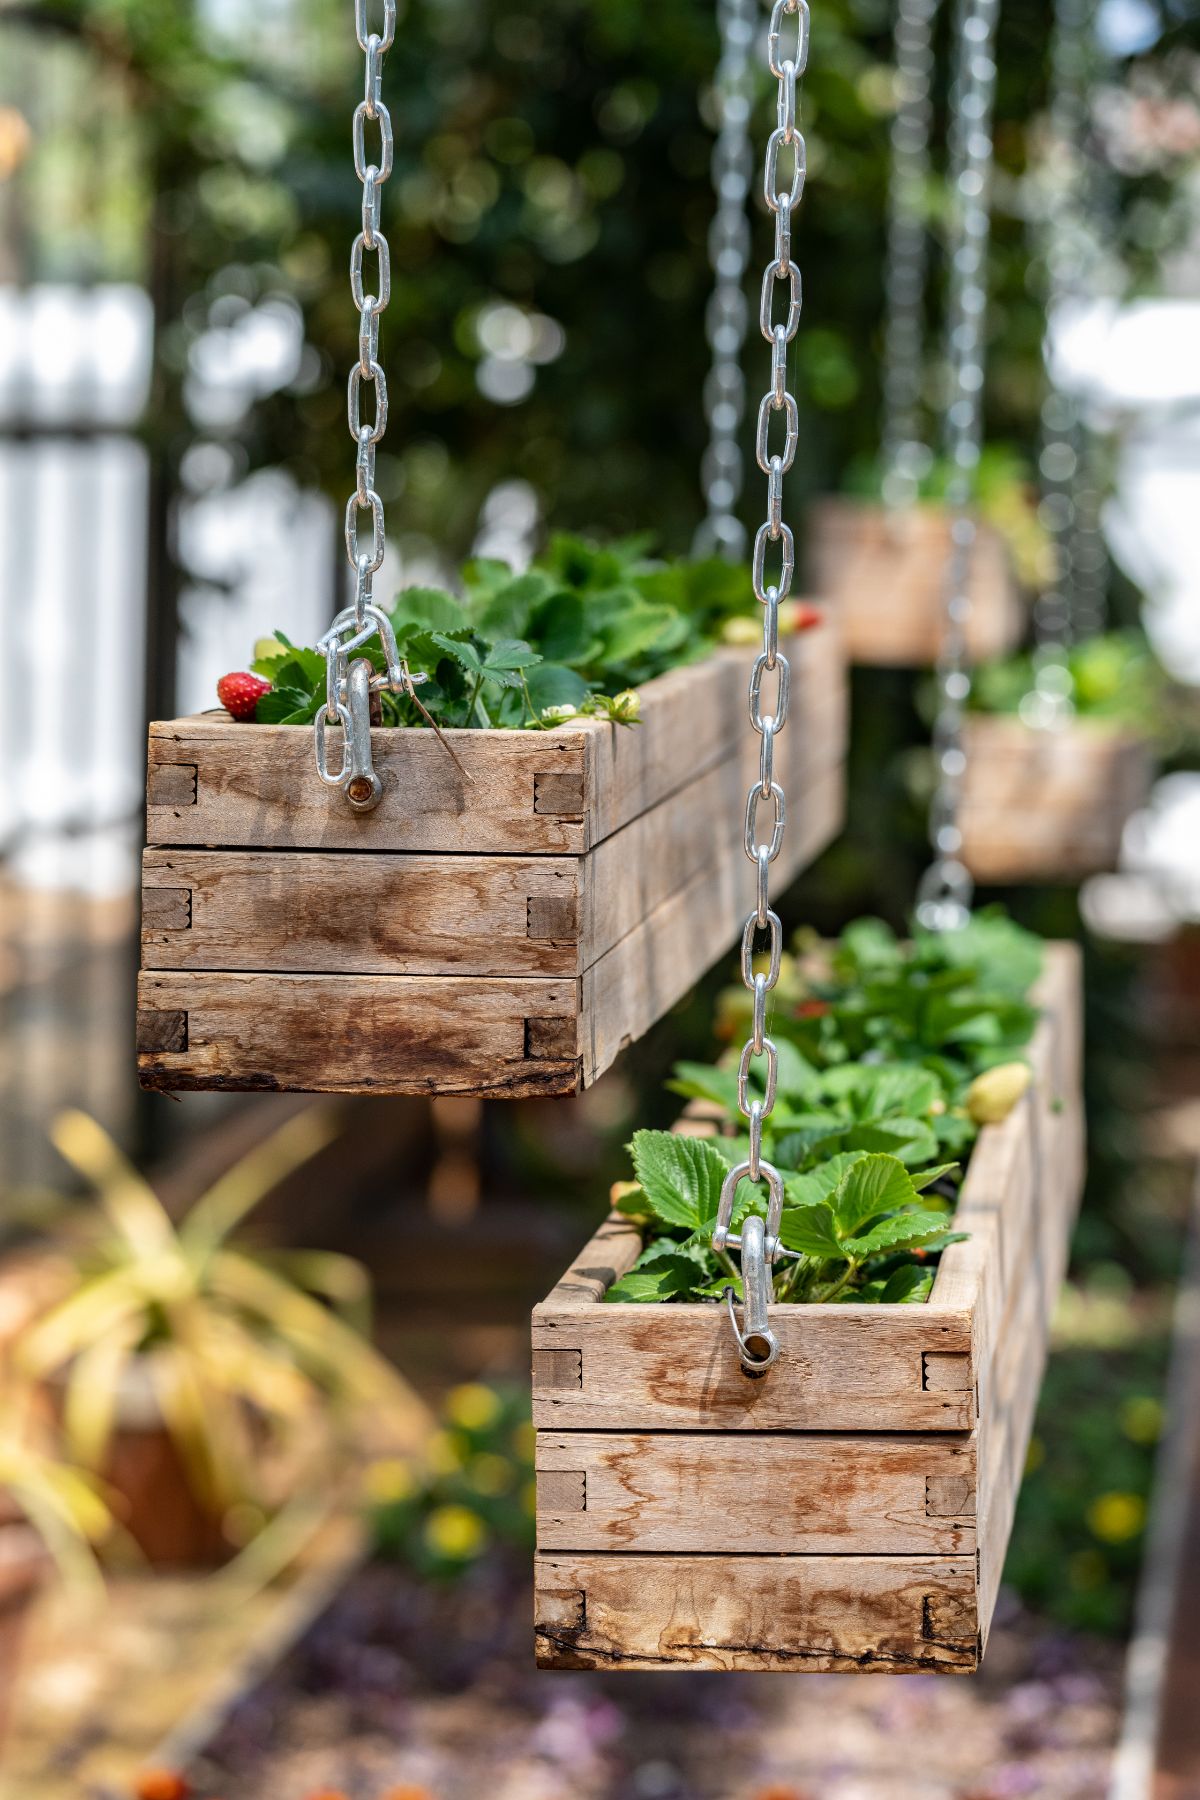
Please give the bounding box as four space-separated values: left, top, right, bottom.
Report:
217 537 820 729
969 630 1163 728
608 910 1044 1307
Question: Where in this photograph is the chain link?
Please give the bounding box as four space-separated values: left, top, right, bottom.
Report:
881 0 938 511
712 0 808 1376
916 0 1001 931
314 1 423 809
1026 0 1107 728
695 0 758 559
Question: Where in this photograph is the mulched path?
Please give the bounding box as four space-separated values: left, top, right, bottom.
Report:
192 1559 1123 1800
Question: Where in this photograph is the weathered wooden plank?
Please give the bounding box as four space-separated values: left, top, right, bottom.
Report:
959 717 1152 883
137 971 581 1098
140 680 843 981
580 760 844 1080
532 1305 974 1432
536 1430 976 1555
807 499 1022 668
534 1552 980 1672
142 850 582 977
145 628 842 856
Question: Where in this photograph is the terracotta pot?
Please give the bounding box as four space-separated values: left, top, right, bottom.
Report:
0 1523 51 1743
56 1360 230 1569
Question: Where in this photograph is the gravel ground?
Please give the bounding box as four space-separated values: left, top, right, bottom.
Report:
191 1559 1123 1800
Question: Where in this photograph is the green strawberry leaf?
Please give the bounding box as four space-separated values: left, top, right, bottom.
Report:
778 1200 843 1258
829 1153 918 1236
628 1131 728 1233
606 1253 702 1304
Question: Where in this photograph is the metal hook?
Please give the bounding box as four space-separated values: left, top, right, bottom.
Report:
725 1212 780 1374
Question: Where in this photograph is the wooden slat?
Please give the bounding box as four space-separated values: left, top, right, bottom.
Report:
534 1552 980 1672
807 499 1022 668
533 1304 973 1432
536 1430 976 1555
142 851 582 977
145 627 842 856
137 971 581 1098
959 717 1153 883
140 676 843 982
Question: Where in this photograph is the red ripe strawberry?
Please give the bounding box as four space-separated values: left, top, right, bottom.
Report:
216 671 271 721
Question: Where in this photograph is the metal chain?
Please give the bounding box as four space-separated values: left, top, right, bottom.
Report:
313 0 425 813
915 0 1001 932
1027 0 1106 727
695 0 758 559
881 0 938 512
711 0 808 1375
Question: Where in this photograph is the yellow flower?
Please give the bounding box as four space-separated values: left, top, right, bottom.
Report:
424 1503 487 1560
721 616 761 646
1120 1395 1163 1445
444 1383 502 1432
1087 1490 1146 1544
362 1457 416 1505
965 1062 1031 1125
467 1452 513 1497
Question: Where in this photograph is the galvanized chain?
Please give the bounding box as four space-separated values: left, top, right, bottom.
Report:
695 0 758 559
712 0 808 1375
881 0 938 512
915 0 1001 932
1027 0 1105 727
314 0 425 812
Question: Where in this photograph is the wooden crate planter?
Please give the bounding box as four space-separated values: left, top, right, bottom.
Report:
532 943 1083 1672
959 717 1153 884
807 498 1023 668
138 626 846 1098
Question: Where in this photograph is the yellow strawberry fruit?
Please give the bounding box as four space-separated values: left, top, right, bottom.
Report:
965 1062 1031 1125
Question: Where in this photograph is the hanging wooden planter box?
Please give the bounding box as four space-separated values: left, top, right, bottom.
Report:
532 942 1083 1672
807 499 1023 668
137 625 846 1098
959 717 1153 884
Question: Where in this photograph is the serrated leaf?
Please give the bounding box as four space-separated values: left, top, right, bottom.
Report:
829 1153 918 1235
390 585 468 633
783 1150 868 1209
777 1200 842 1258
911 1162 959 1193
605 1254 701 1304
843 1210 957 1259
628 1131 728 1232
841 1118 938 1167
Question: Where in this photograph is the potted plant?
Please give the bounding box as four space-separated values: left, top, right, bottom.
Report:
806 448 1044 667
959 631 1161 881
532 912 1086 1670
138 539 844 1098
19 1108 420 1568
